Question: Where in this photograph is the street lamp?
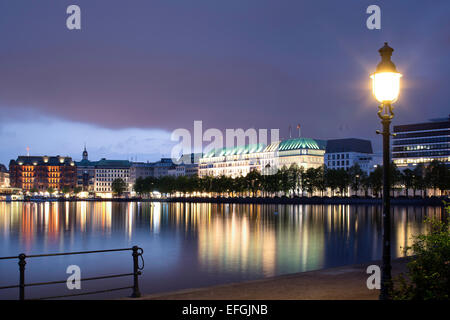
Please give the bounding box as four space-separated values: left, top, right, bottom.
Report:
371 42 402 300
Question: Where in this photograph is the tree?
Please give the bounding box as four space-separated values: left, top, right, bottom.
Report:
111 178 127 197
348 164 365 196
73 186 82 195
413 164 426 197
402 169 414 197
61 186 71 195
304 167 319 196
390 162 402 197
134 177 146 196
392 205 450 300
361 174 371 197
47 187 55 195
325 168 339 196
335 168 350 196
425 160 450 196
369 166 383 198
315 166 327 197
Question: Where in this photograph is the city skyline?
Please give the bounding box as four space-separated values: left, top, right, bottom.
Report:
1 1 449 165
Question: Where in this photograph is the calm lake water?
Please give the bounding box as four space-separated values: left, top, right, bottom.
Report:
0 201 443 299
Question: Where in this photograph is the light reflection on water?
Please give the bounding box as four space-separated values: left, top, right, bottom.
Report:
0 201 443 299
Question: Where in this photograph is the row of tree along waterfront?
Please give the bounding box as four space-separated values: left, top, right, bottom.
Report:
129 160 449 198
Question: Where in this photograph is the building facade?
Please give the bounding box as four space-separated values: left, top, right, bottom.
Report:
0 164 10 188
392 116 450 169
75 146 97 192
149 158 176 178
94 159 132 195
9 156 77 192
325 138 374 174
198 138 326 178
130 162 154 185
199 144 266 178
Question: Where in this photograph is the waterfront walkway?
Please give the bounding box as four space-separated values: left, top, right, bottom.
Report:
138 258 409 300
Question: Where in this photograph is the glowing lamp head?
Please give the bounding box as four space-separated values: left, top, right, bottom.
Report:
370 42 402 103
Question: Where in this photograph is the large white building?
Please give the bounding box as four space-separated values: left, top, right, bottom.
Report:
198 138 327 178
324 138 374 174
94 159 132 195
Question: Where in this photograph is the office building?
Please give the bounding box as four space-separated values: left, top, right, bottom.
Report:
325 138 374 174
392 116 450 168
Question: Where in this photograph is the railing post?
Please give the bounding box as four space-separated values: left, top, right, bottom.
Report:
131 246 141 298
18 253 26 300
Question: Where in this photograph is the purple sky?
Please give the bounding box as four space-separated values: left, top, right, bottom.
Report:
0 1 449 165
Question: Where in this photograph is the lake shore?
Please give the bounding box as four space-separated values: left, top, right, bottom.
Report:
134 257 410 300
5 196 448 206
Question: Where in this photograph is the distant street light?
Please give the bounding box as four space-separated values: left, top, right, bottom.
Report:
370 42 402 300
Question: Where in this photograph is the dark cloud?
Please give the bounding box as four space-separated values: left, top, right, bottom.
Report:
0 0 449 160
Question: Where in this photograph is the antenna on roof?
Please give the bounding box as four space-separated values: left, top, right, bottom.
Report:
297 124 301 138
289 125 292 139
26 146 30 156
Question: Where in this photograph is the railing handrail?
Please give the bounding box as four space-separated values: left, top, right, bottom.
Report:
0 247 133 260
0 246 144 300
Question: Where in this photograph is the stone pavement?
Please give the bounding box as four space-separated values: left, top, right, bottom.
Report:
137 258 409 300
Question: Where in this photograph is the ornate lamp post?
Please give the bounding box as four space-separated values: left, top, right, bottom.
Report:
370 42 402 300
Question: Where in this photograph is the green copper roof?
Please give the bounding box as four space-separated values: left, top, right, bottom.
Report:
201 138 326 159
204 144 266 158
278 138 327 151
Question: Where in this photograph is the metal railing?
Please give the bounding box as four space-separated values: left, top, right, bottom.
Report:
0 246 144 300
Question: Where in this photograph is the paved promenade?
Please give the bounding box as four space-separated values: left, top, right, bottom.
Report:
138 258 409 300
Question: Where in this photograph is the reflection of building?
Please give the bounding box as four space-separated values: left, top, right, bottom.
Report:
75 146 97 191
0 164 10 188
393 116 450 168
9 156 77 191
325 138 374 174
198 138 326 178
94 159 132 194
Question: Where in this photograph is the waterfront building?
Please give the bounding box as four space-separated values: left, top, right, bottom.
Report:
0 164 10 188
9 156 77 192
149 158 176 178
198 138 326 178
184 163 199 176
325 138 374 174
392 116 450 168
267 138 327 172
94 159 132 195
199 144 266 178
130 161 154 184
168 165 186 177
177 153 203 165
75 146 97 192
130 157 199 183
